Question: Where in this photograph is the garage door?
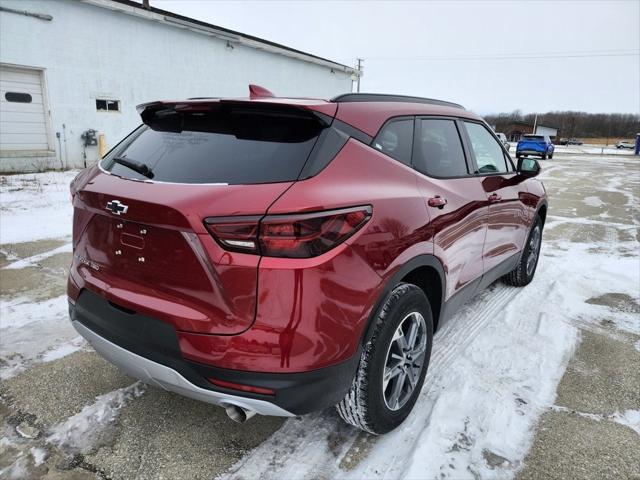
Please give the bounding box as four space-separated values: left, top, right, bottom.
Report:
0 65 50 152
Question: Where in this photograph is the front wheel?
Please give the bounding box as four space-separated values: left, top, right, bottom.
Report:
336 283 433 434
503 216 543 287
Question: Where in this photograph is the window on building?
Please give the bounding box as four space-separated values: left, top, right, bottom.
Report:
414 119 468 177
5 92 32 103
96 99 120 112
372 118 414 166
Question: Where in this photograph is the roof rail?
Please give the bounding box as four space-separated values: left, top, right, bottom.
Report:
330 93 464 110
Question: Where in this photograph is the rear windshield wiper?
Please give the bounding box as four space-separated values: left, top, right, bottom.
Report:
112 156 154 179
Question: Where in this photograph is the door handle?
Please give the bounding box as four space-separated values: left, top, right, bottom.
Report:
428 196 448 209
488 193 502 203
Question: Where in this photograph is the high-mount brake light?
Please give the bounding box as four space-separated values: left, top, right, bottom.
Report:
204 206 372 258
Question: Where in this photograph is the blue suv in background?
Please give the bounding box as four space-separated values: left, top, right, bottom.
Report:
516 134 555 160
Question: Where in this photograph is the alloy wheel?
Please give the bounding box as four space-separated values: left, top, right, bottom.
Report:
382 311 427 411
526 225 542 276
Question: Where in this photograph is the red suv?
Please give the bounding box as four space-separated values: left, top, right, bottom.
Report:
68 87 547 434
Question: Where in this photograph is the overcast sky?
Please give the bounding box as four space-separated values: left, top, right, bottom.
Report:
156 0 639 115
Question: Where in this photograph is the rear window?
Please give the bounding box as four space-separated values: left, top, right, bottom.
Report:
101 105 325 184
522 135 544 141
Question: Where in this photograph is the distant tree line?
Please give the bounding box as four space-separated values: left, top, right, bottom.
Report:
484 111 640 138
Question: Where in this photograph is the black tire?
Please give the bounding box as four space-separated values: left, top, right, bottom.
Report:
503 215 543 287
541 152 547 160
516 154 521 159
549 153 553 159
336 283 433 435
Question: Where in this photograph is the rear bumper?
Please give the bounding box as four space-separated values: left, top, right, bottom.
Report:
72 320 293 417
69 289 359 416
516 149 545 156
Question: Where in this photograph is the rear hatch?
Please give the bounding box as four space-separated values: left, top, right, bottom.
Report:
71 101 333 334
518 135 546 151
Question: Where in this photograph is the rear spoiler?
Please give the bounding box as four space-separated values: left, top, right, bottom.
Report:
136 84 336 127
136 99 335 129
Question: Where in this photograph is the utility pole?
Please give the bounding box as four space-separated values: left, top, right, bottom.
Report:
532 113 538 134
355 58 364 93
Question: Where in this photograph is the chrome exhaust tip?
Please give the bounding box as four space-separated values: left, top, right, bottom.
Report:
225 404 256 423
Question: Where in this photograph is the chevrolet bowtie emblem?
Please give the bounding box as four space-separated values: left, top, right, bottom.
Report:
106 200 128 215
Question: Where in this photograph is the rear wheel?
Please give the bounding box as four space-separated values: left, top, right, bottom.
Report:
503 216 543 287
336 283 433 434
541 152 547 160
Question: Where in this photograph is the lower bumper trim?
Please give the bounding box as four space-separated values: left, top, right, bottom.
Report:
72 321 294 417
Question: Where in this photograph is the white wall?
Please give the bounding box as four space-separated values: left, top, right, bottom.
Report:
0 0 353 172
534 125 558 137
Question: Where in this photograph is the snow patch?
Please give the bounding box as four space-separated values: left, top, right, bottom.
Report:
583 196 604 207
4 242 72 269
0 295 79 379
0 171 77 244
0 295 68 330
47 382 146 454
612 410 640 435
551 406 640 435
30 447 48 466
40 336 85 362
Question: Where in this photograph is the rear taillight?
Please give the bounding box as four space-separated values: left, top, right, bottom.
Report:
203 216 262 253
204 206 372 258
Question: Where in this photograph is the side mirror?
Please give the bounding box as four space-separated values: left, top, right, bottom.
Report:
517 157 541 177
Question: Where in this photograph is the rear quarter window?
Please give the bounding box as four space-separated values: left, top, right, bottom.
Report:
101 106 324 184
372 118 414 166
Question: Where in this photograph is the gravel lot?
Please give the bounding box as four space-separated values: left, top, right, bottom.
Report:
1 153 638 479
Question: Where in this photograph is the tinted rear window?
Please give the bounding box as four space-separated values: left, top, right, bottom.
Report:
101 105 324 184
522 135 544 141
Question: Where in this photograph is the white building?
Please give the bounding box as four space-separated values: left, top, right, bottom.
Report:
534 125 558 138
0 0 355 172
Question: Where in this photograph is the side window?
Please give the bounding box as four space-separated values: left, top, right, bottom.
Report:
464 122 509 174
372 118 413 166
414 119 467 177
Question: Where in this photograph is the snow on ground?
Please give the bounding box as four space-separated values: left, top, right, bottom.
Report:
47 382 145 454
0 295 84 380
4 242 72 270
550 406 640 435
0 171 80 377
0 171 77 244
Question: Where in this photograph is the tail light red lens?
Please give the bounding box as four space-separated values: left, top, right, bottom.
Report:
204 206 372 258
